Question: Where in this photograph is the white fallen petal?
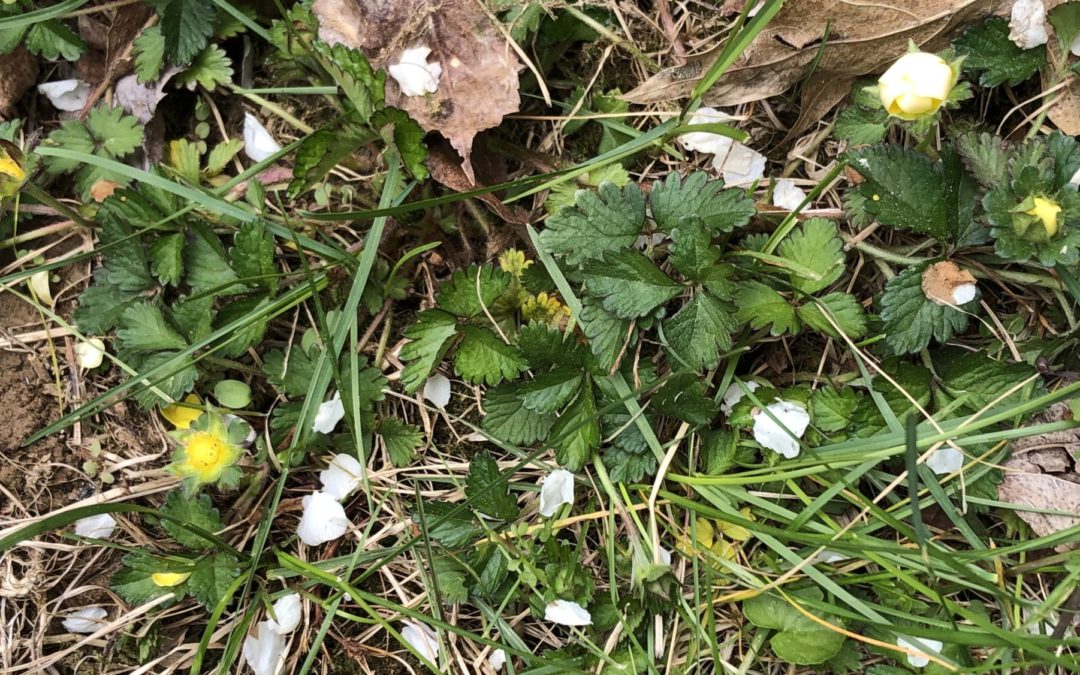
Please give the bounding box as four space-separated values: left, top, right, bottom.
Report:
925 446 965 475
1072 33 1080 56
388 46 442 97
423 374 451 408
37 79 91 112
952 282 977 305
814 549 851 564
488 648 507 670
1071 167 1080 186
243 112 282 163
401 620 440 662
897 635 943 669
74 338 107 369
752 400 811 459
538 468 575 517
75 513 116 539
714 142 767 186
311 391 345 434
28 270 53 307
242 619 286 675
267 593 302 634
658 546 672 566
319 453 363 501
544 599 592 626
772 178 806 211
1009 0 1049 49
720 380 760 416
62 606 108 634
297 491 350 546
680 106 739 153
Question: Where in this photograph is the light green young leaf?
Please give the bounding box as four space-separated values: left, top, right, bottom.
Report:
583 250 682 319
550 382 600 470
160 491 223 549
735 282 799 336
380 418 424 467
540 182 645 266
175 45 233 91
809 387 861 433
436 264 511 318
778 218 845 294
87 106 144 158
26 19 85 61
453 326 527 386
879 263 973 354
150 233 185 286
205 139 244 176
650 171 755 234
664 292 736 370
133 25 165 83
796 292 866 339
187 553 240 611
118 303 189 352
482 385 554 446
400 310 459 393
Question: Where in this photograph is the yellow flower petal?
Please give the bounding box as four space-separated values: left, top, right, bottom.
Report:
162 394 203 429
878 51 956 120
151 572 190 587
1026 196 1062 238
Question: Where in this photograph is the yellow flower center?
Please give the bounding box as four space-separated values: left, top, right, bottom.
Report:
151 572 190 587
185 432 229 475
1026 197 1061 237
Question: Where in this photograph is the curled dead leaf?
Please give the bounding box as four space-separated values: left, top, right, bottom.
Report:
921 261 977 306
425 139 529 225
313 0 522 184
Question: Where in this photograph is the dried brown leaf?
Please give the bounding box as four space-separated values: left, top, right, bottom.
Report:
313 0 522 183
425 139 529 225
0 47 37 118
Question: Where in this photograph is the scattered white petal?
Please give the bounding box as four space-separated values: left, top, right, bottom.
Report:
752 400 811 459
635 232 668 250
720 381 760 416
62 606 108 634
925 446 965 475
37 79 90 112
28 270 53 307
1071 167 1080 186
488 648 507 670
658 546 672 566
544 599 592 626
388 46 442 97
952 282 977 305
1072 33 1080 56
267 593 302 634
311 391 345 434
75 513 116 539
242 620 286 675
243 113 282 163
423 374 451 408
538 469 575 517
814 549 851 564
297 491 350 546
897 635 943 669
713 142 767 186
319 454 363 501
401 620 440 662
1009 0 1049 49
680 106 739 153
772 179 806 211
74 338 107 369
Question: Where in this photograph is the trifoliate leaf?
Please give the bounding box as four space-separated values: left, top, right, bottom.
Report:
436 264 511 318
150 233 185 286
175 45 233 91
879 263 973 354
25 20 86 61
133 25 165 83
663 292 736 370
482 384 554 446
379 418 424 467
778 218 845 294
187 553 240 611
582 250 682 319
809 387 861 433
580 299 630 373
550 382 600 470
118 303 189 352
736 282 799 336
231 220 275 291
400 310 459 393
796 292 867 339
954 18 1046 87
834 103 888 145
518 369 584 414
669 217 721 280
540 182 645 266
465 453 518 521
847 145 948 239
160 491 224 549
649 171 755 234
453 326 527 386
743 590 845 665
935 348 1039 410
159 0 216 64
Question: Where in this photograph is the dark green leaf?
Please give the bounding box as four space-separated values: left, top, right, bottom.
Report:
540 182 645 266
669 217 721 280
373 107 428 180
231 220 276 291
150 233 185 286
160 491 223 549
778 218 845 294
796 292 867 339
437 264 511 318
416 501 479 548
187 553 240 611
380 418 424 467
159 0 215 64
582 250 682 319
453 326 527 386
879 263 973 354
650 171 755 234
847 145 949 238
664 292 736 370
550 382 600 470
118 303 188 352
288 128 365 198
465 454 518 520
954 18 1046 87
482 385 555 446
580 299 630 373
518 369 584 414
400 310 459 393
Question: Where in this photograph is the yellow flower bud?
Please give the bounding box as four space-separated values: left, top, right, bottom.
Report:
1025 196 1061 238
151 572 191 587
161 393 204 429
878 52 957 120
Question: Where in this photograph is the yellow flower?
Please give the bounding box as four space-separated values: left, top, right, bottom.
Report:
161 393 204 429
676 517 715 556
878 52 957 120
1025 196 1061 238
151 571 191 587
498 249 532 278
522 292 571 326
169 413 243 490
0 139 26 200
715 507 756 542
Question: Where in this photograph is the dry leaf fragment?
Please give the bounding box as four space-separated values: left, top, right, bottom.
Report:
115 67 181 124
313 0 522 183
0 47 37 118
921 261 978 306
998 459 1080 547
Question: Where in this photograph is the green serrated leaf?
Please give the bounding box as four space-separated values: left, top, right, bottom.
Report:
550 381 600 470
204 139 244 176
580 299 630 373
400 310 459 393
160 0 215 64
215 296 271 358
879 263 973 354
465 453 518 520
955 132 1009 187
262 346 316 397
150 233 185 286
834 103 888 145
482 385 555 446
652 372 715 425
416 501 480 548
518 369 584 414
287 128 365 198
583 249 682 318
171 294 215 344
111 553 187 606
73 272 142 334
736 282 799 336
540 182 645 266
669 217 721 280
118 303 189 352
1050 3 1080 52
778 218 845 294
848 145 949 238
954 17 1046 87
231 220 275 290
650 171 755 234
453 326 527 386
187 553 240 611
373 107 428 180
437 264 511 318
664 292 736 370
134 25 165 83
312 41 386 122
380 418 424 467
26 19 85 61
175 45 233 91
796 292 866 339
809 387 861 433
89 106 144 158
935 348 1039 410
185 225 242 292
160 491 224 549
126 350 200 408
516 322 586 371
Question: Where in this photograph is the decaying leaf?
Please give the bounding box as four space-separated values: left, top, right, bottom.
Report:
623 0 1011 135
313 0 522 183
116 67 181 124
0 47 38 118
425 139 529 225
921 260 977 306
